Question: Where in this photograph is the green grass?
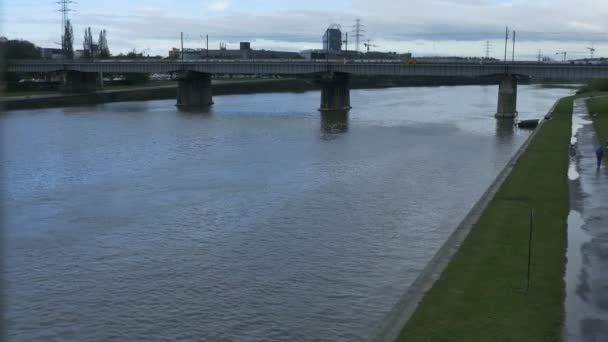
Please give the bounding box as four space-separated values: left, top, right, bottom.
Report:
396 96 577 342
586 94 608 148
3 89 60 97
2 82 177 97
101 81 177 91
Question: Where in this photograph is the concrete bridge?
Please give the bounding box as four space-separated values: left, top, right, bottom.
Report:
9 60 608 117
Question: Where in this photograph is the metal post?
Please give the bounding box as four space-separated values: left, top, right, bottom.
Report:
526 208 534 293
326 29 329 63
512 30 516 62
181 32 184 66
504 26 509 62
206 34 209 58
345 32 348 54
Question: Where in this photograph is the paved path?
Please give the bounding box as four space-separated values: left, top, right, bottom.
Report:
564 98 608 341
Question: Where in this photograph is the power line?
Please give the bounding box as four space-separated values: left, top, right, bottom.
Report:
57 0 74 40
352 19 365 53
504 26 509 62
484 40 492 59
512 30 516 62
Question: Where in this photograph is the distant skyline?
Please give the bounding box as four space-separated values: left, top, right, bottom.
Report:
2 0 608 60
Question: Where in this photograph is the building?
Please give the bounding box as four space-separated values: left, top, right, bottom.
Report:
38 47 64 59
168 42 301 60
169 48 181 59
0 36 8 43
322 25 342 52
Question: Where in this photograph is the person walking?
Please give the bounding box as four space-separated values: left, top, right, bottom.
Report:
596 143 605 169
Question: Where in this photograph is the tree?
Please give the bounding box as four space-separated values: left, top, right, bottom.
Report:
0 39 42 89
98 29 110 58
62 19 74 59
0 39 42 60
124 73 149 85
83 27 94 59
589 80 608 92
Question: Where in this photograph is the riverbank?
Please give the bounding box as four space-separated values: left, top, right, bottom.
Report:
0 79 317 111
564 96 608 341
2 75 517 111
587 95 608 146
387 95 578 341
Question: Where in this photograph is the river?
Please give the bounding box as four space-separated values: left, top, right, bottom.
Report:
2 85 575 341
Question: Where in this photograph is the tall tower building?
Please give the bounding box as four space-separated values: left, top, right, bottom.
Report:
323 24 342 53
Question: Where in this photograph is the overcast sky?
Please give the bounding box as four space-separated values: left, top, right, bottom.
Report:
2 0 608 60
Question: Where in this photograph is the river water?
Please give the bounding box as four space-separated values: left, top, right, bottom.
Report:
2 85 574 341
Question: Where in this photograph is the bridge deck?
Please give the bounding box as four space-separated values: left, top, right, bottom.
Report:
8 60 608 80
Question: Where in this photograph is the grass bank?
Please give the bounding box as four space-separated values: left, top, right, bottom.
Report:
586 95 608 147
396 96 577 341
1 79 316 111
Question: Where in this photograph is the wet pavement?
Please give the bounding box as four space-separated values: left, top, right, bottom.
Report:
565 98 608 342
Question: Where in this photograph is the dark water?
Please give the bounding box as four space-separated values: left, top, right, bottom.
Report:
2 85 574 341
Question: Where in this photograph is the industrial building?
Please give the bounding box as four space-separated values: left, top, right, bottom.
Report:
38 47 64 59
169 42 301 60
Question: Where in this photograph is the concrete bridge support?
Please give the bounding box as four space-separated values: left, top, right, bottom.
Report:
177 71 213 108
61 70 99 93
495 75 518 118
319 73 351 112
320 110 349 135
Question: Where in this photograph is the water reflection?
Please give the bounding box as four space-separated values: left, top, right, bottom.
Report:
3 85 576 342
177 106 212 115
495 118 515 144
320 110 349 138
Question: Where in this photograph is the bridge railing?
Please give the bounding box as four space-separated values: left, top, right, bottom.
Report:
6 60 608 80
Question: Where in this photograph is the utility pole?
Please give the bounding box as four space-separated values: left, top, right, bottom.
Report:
200 35 204 58
484 40 492 59
512 30 516 62
206 34 209 58
57 0 74 59
57 0 74 40
181 32 184 65
345 32 348 54
353 19 365 53
504 26 509 62
325 28 329 62
537 49 542 63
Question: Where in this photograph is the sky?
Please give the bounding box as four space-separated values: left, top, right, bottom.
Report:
2 0 608 60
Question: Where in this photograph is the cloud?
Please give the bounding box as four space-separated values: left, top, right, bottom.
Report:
4 0 608 59
132 6 163 15
207 0 230 11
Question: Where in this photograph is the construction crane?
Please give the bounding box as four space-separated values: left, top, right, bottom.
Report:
555 51 568 62
587 46 596 59
363 40 378 53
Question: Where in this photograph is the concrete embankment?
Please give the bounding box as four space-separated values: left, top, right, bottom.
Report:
1 79 317 111
374 96 575 341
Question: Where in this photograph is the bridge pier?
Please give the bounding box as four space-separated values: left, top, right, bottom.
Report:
495 75 518 118
320 110 349 135
318 73 351 112
177 71 213 108
61 71 99 93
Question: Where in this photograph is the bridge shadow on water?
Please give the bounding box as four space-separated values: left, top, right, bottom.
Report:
320 110 349 140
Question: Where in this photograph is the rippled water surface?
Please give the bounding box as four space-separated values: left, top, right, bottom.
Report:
2 85 574 341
